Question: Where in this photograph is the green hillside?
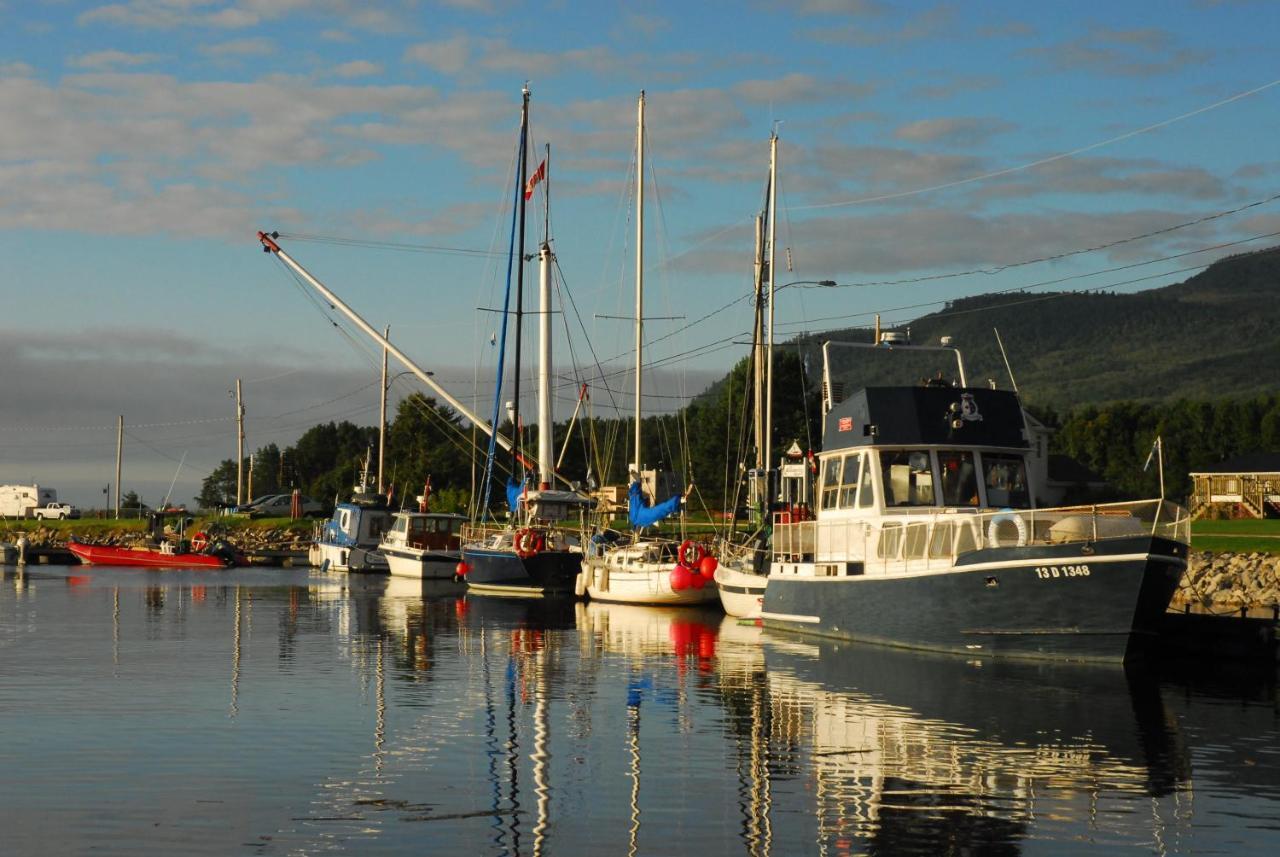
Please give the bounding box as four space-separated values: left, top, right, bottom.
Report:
791 246 1280 410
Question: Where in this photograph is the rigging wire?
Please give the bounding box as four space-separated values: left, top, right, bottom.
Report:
791 76 1280 211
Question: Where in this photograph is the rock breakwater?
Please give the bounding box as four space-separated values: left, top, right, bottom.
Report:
1174 551 1280 611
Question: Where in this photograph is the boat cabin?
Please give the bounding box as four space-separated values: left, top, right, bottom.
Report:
773 384 1041 572
385 511 467 551
323 502 393 548
520 488 594 523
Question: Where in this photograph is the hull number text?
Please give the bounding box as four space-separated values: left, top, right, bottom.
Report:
1035 564 1090 579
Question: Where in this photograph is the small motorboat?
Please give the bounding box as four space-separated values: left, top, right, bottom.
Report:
68 534 240 569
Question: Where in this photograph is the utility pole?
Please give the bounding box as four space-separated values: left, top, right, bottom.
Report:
114 415 123 518
236 378 245 507
379 324 389 495
247 453 255 504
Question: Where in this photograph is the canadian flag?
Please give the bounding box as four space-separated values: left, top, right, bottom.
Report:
524 159 546 200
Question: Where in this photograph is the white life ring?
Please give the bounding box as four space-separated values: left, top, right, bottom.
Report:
987 511 1028 548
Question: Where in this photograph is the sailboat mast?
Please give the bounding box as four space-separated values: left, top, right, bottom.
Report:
537 144 554 490
764 131 778 471
513 84 531 477
751 213 765 470
633 91 645 478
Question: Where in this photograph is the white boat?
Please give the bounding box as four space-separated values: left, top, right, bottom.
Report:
581 92 718 608
378 511 467 579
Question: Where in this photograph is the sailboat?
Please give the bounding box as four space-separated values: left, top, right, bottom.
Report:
715 131 810 618
582 93 719 607
459 86 593 597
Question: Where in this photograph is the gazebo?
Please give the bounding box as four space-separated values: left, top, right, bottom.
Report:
1189 452 1280 519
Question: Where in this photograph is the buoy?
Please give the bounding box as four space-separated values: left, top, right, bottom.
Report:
691 572 707 590
697 555 718 577
670 565 692 591
456 561 470 577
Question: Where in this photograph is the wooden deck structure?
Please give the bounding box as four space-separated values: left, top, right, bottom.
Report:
1189 453 1280 519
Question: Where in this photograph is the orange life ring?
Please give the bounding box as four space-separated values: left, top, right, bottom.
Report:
515 529 545 559
677 540 706 570
190 532 209 552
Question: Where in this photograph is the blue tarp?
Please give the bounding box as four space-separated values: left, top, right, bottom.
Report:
628 480 681 529
506 478 526 515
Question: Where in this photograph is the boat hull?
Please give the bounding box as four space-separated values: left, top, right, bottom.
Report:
461 546 582 597
313 541 388 574
68 541 230 569
383 547 459 580
584 560 721 606
713 563 767 618
762 535 1187 663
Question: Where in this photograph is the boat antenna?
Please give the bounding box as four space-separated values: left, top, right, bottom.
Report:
993 327 1020 394
159 450 187 511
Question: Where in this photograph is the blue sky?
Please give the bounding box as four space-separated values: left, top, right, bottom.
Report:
2 0 1278 506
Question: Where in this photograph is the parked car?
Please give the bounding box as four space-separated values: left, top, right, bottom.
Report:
245 493 326 518
32 502 80 520
233 494 284 515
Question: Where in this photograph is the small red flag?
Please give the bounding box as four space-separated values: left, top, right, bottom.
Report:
524 159 546 200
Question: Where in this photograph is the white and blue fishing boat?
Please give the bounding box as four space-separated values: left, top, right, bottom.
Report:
311 453 393 574
762 339 1191 663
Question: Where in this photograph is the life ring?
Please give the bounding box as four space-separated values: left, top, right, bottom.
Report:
190 532 209 552
515 529 545 559
677 540 707 569
987 512 1028 548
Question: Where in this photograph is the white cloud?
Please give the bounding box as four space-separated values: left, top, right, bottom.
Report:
71 50 164 70
894 116 1015 146
199 37 275 57
332 59 380 78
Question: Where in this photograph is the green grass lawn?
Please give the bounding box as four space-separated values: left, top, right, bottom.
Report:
1192 518 1280 536
1191 518 1280 553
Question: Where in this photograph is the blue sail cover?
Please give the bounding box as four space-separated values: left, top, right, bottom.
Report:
628 481 681 529
506 477 526 515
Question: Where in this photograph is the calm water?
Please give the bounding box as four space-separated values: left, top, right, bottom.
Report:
3 566 1279 856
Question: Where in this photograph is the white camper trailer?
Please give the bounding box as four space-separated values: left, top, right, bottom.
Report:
0 485 58 519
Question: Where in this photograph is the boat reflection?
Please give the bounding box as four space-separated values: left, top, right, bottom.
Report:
753 634 1190 855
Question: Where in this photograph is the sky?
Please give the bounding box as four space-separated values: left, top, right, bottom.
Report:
2 0 1279 508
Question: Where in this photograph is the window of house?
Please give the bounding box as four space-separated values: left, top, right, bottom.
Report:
880 450 936 507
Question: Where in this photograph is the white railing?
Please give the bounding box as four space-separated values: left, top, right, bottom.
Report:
772 499 1190 576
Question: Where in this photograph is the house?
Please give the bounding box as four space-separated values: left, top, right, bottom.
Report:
1189 453 1280 519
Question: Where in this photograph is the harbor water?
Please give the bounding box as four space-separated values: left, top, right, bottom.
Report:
3 566 1279 856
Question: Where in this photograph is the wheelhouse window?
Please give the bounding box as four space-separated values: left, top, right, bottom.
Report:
839 455 861 507
821 456 842 510
392 516 408 535
982 453 1031 509
880 450 935 507
938 450 979 507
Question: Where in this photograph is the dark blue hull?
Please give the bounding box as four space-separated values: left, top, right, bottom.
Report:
762 535 1188 663
461 546 582 597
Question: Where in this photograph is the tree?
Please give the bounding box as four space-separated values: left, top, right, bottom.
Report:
197 459 238 510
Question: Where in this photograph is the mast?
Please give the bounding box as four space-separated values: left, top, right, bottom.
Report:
751 213 765 471
537 143 554 490
764 131 778 470
633 91 645 480
378 324 389 494
513 84 531 478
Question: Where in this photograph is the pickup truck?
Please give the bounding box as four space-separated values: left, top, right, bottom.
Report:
32 502 80 520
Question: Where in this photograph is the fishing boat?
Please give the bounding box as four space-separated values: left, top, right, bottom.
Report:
582 93 718 607
68 537 237 569
378 510 466 579
311 452 393 573
459 86 593 598
761 339 1191 663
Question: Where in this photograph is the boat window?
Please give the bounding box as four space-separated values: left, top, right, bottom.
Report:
982 454 1031 509
928 522 953 558
880 450 936 507
392 517 408 535
820 456 842 510
339 510 351 532
877 523 902 559
859 455 875 507
903 523 928 559
839 455 861 508
938 450 980 507
410 517 427 537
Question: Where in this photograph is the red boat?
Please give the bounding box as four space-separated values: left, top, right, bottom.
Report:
67 540 236 569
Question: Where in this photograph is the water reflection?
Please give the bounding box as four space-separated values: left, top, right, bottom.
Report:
756 636 1191 856
2 568 1278 856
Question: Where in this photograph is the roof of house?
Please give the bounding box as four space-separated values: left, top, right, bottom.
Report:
1189 452 1280 475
